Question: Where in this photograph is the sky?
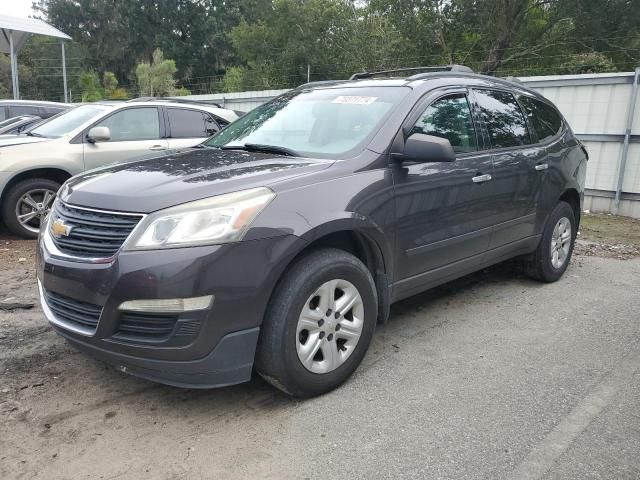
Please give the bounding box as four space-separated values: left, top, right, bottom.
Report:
4 0 36 19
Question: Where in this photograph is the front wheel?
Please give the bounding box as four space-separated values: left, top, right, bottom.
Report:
522 201 576 282
1 178 60 239
255 249 378 397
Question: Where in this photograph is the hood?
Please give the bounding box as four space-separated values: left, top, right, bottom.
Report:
0 135 50 147
60 147 334 212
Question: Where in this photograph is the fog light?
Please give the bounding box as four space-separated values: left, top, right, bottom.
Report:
118 295 214 313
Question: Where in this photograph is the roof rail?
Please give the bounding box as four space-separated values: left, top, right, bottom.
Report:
504 76 523 84
294 79 349 89
127 97 223 108
350 65 473 80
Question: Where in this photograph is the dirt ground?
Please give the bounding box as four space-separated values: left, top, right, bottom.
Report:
574 213 640 259
1 214 639 479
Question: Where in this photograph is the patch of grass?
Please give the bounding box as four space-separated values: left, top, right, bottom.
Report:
579 213 640 247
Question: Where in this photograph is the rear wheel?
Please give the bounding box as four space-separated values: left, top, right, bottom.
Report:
1 178 60 238
255 248 377 397
523 201 576 282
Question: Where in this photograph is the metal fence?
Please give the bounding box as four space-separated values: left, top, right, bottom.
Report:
180 70 640 218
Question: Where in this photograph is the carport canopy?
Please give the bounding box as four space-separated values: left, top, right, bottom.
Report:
0 14 71 101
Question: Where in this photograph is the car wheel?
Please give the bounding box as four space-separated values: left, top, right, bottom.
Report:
523 201 576 282
255 248 378 397
1 178 60 239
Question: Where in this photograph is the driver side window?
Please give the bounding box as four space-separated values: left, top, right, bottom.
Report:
410 94 478 153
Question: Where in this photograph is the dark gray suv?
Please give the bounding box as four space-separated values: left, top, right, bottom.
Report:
36 66 587 397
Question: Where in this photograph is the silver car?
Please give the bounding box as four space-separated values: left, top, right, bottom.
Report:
0 100 239 237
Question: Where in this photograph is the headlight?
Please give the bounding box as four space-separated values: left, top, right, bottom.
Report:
123 187 275 250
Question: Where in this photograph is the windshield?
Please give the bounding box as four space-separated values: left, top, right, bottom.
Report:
30 104 112 138
205 87 409 158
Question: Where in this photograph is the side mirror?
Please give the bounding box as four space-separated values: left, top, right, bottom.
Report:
397 133 456 163
87 126 111 143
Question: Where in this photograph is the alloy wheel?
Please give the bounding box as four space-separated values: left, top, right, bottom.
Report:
550 216 572 269
15 188 56 234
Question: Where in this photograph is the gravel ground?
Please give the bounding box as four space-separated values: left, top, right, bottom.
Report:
1 215 639 479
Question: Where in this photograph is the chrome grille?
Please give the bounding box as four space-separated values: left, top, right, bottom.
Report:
50 201 143 258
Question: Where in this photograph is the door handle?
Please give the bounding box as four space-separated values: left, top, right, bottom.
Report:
149 145 167 151
472 173 492 183
535 163 549 171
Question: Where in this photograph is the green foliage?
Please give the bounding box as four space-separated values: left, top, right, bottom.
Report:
174 87 192 96
221 67 246 93
108 87 129 100
559 53 617 74
78 71 102 102
135 49 178 97
102 72 118 96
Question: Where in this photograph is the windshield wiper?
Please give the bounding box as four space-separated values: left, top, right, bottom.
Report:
25 131 45 138
221 143 300 157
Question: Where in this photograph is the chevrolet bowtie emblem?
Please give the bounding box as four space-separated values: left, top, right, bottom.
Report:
51 219 72 237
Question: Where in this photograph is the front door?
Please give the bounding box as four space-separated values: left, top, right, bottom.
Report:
393 92 496 288
83 107 168 171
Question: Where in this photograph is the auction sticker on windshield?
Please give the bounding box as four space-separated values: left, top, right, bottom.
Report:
332 96 378 105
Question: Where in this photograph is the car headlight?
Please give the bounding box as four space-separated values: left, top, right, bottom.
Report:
123 187 275 250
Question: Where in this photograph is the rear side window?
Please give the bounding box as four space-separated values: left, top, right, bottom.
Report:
410 94 478 153
0 107 6 121
168 108 219 138
518 96 563 143
9 105 39 117
473 89 530 148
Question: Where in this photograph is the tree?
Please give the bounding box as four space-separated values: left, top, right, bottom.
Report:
135 49 178 97
102 71 129 99
78 71 102 101
560 53 617 74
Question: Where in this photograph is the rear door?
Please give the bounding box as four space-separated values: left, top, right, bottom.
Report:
82 107 168 171
165 107 221 149
518 95 568 219
471 88 544 247
393 91 496 284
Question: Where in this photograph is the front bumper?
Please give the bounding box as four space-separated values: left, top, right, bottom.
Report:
36 230 303 388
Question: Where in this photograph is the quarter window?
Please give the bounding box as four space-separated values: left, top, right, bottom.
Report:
40 107 66 118
94 108 160 141
473 89 530 148
518 96 562 143
410 94 478 153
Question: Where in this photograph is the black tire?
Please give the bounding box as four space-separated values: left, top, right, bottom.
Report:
1 178 60 239
523 201 576 282
255 248 378 398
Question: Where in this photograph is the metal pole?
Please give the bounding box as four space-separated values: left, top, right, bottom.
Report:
614 66 640 213
61 41 68 103
9 30 19 99
307 64 310 83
